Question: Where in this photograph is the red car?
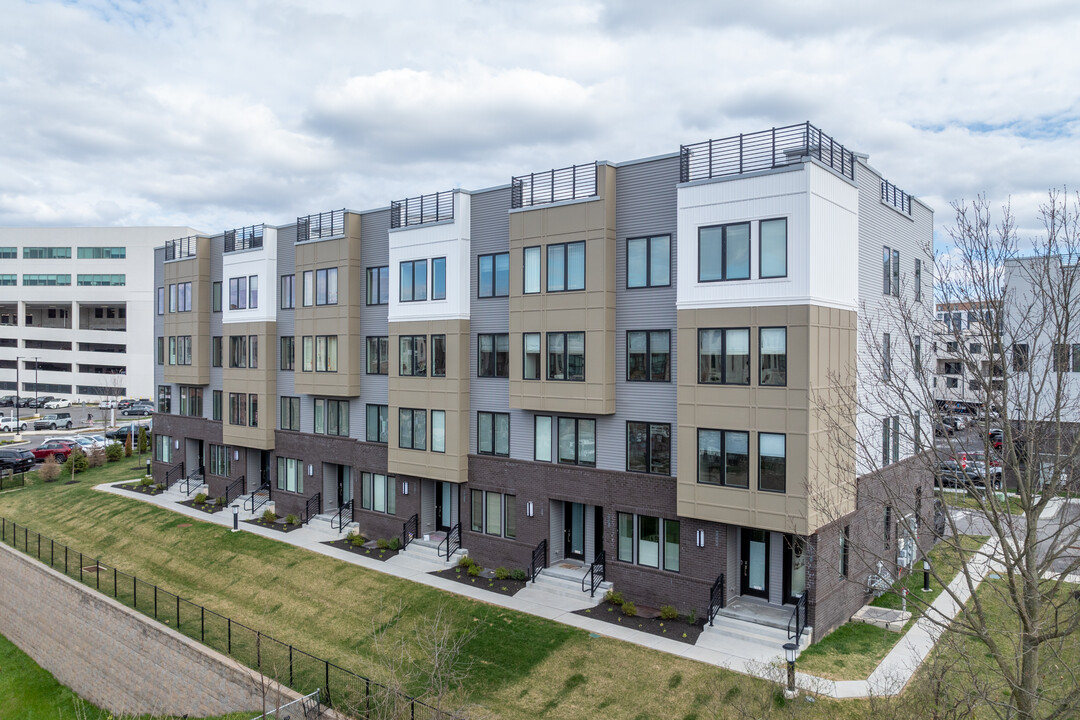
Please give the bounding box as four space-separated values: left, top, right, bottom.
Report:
31 439 77 463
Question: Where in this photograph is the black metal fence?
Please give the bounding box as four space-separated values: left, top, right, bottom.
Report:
224 224 264 253
511 162 598 209
679 122 856 183
0 470 26 491
0 517 454 719
164 236 198 260
390 191 454 229
296 210 345 243
881 179 913 215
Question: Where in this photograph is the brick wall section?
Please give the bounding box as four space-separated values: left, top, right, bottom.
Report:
0 541 298 716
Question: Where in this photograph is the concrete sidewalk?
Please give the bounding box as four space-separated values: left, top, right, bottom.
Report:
97 479 992 699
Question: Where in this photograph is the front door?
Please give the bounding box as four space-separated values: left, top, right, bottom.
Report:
196 440 204 471
260 450 271 488
336 465 352 507
741 528 770 599
564 502 585 561
783 534 807 604
435 481 452 532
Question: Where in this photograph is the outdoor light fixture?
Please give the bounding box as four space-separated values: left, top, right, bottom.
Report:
173 439 179 450
782 642 798 697
923 559 932 592
402 481 409 495
307 464 313 476
231 504 240 533
696 529 706 547
526 501 534 517
233 449 239 461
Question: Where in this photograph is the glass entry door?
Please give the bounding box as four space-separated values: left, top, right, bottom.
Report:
337 465 351 508
435 481 452 532
741 528 769 599
564 502 585 560
784 535 807 603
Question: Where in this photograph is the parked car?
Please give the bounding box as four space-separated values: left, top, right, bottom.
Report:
117 399 136 410
44 398 71 409
16 397 33 408
934 422 955 437
936 460 984 488
98 399 118 409
955 451 1003 489
105 424 150 441
28 396 56 409
0 416 27 433
34 412 73 430
0 395 15 407
58 435 103 451
121 403 154 417
943 415 967 431
30 439 77 463
0 448 35 473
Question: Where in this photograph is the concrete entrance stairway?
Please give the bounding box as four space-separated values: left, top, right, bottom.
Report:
698 596 811 662
305 512 357 535
393 534 466 571
518 561 612 609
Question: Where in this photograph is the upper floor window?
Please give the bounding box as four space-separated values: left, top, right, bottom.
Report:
627 330 670 382
759 328 786 386
366 404 389 443
883 332 891 381
1012 343 1029 371
300 268 338 306
697 429 748 487
478 411 510 456
547 242 585 292
547 332 585 381
432 410 446 453
366 336 388 375
23 274 70 286
524 247 541 294
280 336 294 371
229 335 248 368
759 219 787 278
478 333 509 378
398 408 427 451
157 287 164 315
229 277 247 310
248 275 258 308
478 253 509 298
698 328 750 385
759 433 786 493
523 333 541 380
432 335 446 377
78 246 125 259
169 284 177 312
883 246 899 296
302 335 338 372
400 260 427 302
174 282 192 312
314 398 349 437
23 246 71 259
280 396 300 431
914 259 922 303
157 385 171 414
558 417 595 466
280 275 295 309
0 247 16 259
211 336 222 367
399 335 427 376
627 235 670 288
212 282 222 312
627 421 671 475
699 223 749 282
178 386 203 417
366 266 389 305
432 257 446 300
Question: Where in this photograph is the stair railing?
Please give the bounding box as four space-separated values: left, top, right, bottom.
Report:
402 513 418 550
331 499 353 532
224 476 244 506
164 461 185 490
438 522 461 561
530 539 548 582
788 592 807 646
303 492 322 525
244 482 271 514
581 550 606 597
180 465 204 496
709 574 726 627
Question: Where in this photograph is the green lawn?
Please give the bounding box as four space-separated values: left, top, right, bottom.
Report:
0 459 864 720
797 534 989 680
939 489 1024 515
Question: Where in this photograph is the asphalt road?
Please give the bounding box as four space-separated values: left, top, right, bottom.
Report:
0 406 151 452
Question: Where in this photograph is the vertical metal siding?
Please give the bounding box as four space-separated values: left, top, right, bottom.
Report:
359 208 391 441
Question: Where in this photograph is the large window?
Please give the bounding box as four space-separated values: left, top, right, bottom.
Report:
478 334 509 378
432 257 446 300
366 336 389 374
759 328 787 386
228 393 248 426
228 276 247 310
280 396 300 431
77 274 126 286
398 408 427 451
699 222 750 281
627 235 670 288
478 412 510 456
23 274 71 286
361 473 396 514
470 490 515 539
209 444 230 477
178 387 203 417
78 246 126 259
400 260 427 302
276 457 303 494
431 335 446 377
478 253 509 298
314 398 349 437
534 416 552 461
524 246 541 294
758 433 787 493
157 385 171 413
697 429 749 487
431 410 446 453
314 267 338 305
617 513 679 572
558 417 595 466
627 422 671 475
547 332 585 381
155 434 173 463
399 335 427 376
366 404 388 443
280 336 294 371
523 333 541 380
627 330 670 382
23 246 71 259
280 275 295 309
547 241 585 292
759 219 787 278
366 266 389 305
315 335 338 372
229 336 248 369
171 336 192 366
698 328 750 384
1012 343 1029 371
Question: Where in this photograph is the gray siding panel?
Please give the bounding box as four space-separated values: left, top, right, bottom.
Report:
153 248 164 390
359 208 391 441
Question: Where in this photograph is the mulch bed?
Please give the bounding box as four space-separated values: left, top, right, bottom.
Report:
179 498 225 514
243 517 302 533
573 601 705 645
321 537 400 562
430 566 529 597
119 481 165 496
64 480 80 485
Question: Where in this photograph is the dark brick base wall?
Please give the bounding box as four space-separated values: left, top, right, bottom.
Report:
271 431 389 521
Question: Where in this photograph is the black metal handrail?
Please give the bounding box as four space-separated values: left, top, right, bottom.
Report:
582 550 605 598
437 522 461 561
296 209 345 243
708 574 726 627
303 492 322 525
511 162 598 209
881 179 912 214
788 592 807 646
224 224 264 253
331 499 353 532
680 122 855 184
530 539 548 582
224 476 244 506
390 191 454 228
179 465 204 496
402 513 418 551
164 236 197 260
244 482 271 514
164 460 185 490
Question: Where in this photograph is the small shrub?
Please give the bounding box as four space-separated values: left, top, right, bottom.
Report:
686 609 697 625
660 605 679 621
261 509 278 523
87 448 106 468
510 568 528 582
139 477 153 487
286 513 299 526
215 496 226 506
467 563 483 577
124 434 132 457
193 493 208 504
38 455 61 482
350 533 367 547
495 566 510 580
604 590 625 606
105 442 124 462
377 538 390 550
457 555 475 568
388 537 401 551
69 448 89 474
621 601 637 617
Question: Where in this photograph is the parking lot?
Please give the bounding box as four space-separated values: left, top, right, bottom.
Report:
0 404 152 455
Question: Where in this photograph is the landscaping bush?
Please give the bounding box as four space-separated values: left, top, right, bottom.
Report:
686 609 697 625
139 477 153 487
261 509 278 523
215 496 226 506
621 601 638 617
105 442 124 462
660 605 679 621
193 492 208 504
137 426 149 454
86 448 106 468
38 455 61 483
388 537 401 551
349 533 367 547
286 514 299 525
510 568 528 582
467 563 483 577
604 590 625 606
495 566 510 580
124 434 132 457
377 538 390 550
69 448 89 474
457 555 474 568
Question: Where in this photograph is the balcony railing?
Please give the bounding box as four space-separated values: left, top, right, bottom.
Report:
164 236 197 260
296 209 345 243
390 191 454 229
679 122 855 183
881 179 912 215
224 224 264 253
511 162 598 209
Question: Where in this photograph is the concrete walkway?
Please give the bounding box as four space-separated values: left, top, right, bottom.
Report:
96 479 992 699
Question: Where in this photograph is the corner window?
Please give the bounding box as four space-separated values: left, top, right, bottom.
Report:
698 328 750 385
366 404 388 443
432 257 446 300
627 330 670 382
431 335 446 377
534 415 552 461
627 235 670 288
626 422 671 475
366 266 389 305
399 335 427 376
557 417 595 466
523 333 541 380
361 473 396 515
478 411 510 456
400 260 427 302
759 219 787 279
478 253 509 298
398 408 427 451
478 334 509 378
758 433 786 493
366 336 389 375
699 223 750 282
547 242 585 292
759 328 787 386
697 429 749 487
547 332 585 381
524 246 541 294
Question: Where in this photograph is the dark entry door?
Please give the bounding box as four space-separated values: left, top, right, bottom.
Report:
196 440 204 471
337 466 345 507
564 502 585 561
435 481 452 532
740 528 770 599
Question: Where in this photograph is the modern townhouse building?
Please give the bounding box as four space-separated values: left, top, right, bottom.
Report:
0 226 201 404
152 123 934 641
934 301 1002 412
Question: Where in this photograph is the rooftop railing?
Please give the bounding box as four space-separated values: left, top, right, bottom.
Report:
881 179 913 215
296 209 345 243
679 122 855 183
511 162 598 209
390 190 454 229
164 236 197 260
224 224 264 253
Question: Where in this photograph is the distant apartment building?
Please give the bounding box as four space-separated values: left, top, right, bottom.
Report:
934 301 1001 411
0 227 201 402
151 123 933 641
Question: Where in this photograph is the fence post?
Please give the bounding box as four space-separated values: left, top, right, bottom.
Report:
133 577 137 608
176 595 180 629
228 618 231 654
114 567 117 598
257 632 261 670
37 534 40 560
289 645 293 688
50 539 54 567
325 661 330 707
201 606 205 643
96 559 100 590
65 546 68 575
154 585 158 619
79 552 83 583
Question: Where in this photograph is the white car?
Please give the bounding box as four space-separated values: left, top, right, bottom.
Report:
98 399 117 409
0 416 27 433
44 398 71 409
59 435 103 450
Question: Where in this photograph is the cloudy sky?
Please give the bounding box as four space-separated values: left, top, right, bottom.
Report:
3 0 1079 243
